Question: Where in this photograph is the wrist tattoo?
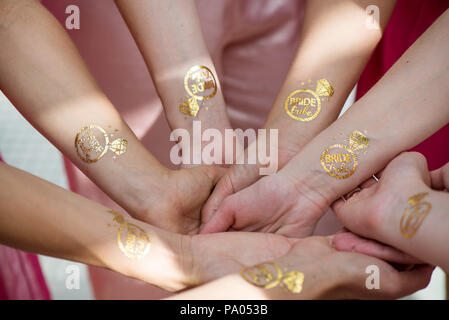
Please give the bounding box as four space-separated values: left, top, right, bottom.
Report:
107 210 150 260
241 262 304 294
400 192 431 239
179 65 217 117
320 130 369 179
285 78 334 122
75 125 127 163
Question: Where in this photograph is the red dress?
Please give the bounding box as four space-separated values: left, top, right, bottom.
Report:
357 0 449 170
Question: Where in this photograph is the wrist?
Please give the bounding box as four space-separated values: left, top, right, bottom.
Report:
277 166 335 214
121 164 172 222
125 226 194 292
380 181 433 245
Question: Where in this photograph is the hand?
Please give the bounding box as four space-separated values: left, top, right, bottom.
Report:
184 230 295 287
332 152 431 242
277 236 433 299
172 234 432 299
202 137 301 224
332 232 423 265
200 169 331 237
131 165 226 235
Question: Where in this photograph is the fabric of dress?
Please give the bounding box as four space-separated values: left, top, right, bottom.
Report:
0 154 51 300
357 0 449 170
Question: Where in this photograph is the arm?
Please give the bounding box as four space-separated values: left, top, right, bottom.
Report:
201 8 449 237
0 0 223 234
0 161 186 292
202 0 396 219
333 152 449 273
171 236 432 300
0 161 298 291
114 0 232 157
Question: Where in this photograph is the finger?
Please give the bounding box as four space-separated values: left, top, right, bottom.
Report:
430 162 449 190
390 264 434 298
201 174 235 224
333 232 423 264
200 198 236 234
207 166 228 185
360 174 380 189
331 191 367 230
395 152 431 186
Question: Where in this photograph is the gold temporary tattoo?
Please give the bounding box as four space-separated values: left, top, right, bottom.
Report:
241 262 304 294
179 65 217 116
75 125 127 163
285 78 334 122
400 192 431 239
107 210 150 260
320 130 369 179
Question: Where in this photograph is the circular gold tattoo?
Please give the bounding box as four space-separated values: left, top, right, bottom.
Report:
75 125 109 163
320 144 358 179
285 79 334 122
184 65 217 101
108 210 150 260
117 222 151 260
75 125 128 163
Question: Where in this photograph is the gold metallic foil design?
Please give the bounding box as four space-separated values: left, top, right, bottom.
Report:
285 78 334 122
75 125 127 163
180 65 217 116
107 210 150 260
241 262 304 294
400 192 431 239
320 130 369 179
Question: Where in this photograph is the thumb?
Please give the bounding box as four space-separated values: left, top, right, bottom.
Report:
331 188 368 233
201 174 235 225
200 198 236 234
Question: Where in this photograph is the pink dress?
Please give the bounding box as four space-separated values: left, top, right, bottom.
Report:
42 0 306 299
0 154 51 300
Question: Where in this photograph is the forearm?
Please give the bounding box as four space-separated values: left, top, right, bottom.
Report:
0 0 167 218
0 162 188 292
115 0 231 135
171 258 339 300
380 185 449 273
264 0 396 164
280 9 449 204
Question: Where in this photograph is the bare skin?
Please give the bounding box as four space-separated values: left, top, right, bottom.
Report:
201 9 449 237
333 152 449 273
0 0 224 234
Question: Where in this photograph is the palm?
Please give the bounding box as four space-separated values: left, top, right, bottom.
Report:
189 231 294 285
141 166 224 235
202 174 328 237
